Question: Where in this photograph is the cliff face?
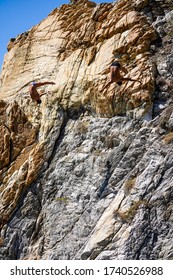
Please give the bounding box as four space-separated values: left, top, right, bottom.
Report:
0 0 173 260
0 0 157 116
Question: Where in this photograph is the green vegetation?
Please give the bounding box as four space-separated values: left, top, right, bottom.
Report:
162 132 173 144
124 177 136 191
74 120 89 134
117 200 148 223
55 197 69 203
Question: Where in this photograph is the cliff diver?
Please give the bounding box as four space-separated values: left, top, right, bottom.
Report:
29 81 55 104
103 61 141 90
111 61 142 84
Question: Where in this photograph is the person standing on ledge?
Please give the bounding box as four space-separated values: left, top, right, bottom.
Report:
29 81 55 104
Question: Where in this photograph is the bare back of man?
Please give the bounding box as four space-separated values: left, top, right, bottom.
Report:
110 61 127 83
29 81 55 104
103 61 141 91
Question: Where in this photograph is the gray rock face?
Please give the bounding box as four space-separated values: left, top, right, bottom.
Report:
1 112 173 260
152 0 173 117
0 0 173 260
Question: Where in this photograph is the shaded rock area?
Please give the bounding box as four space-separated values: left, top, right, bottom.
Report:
0 0 173 260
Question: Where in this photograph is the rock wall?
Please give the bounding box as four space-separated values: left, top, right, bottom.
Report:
0 0 157 117
0 0 173 259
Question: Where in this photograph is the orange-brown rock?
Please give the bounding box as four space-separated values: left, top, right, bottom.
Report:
0 0 156 118
0 101 41 229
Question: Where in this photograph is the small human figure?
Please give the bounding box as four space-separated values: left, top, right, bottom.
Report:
103 61 140 91
110 61 139 85
29 81 55 104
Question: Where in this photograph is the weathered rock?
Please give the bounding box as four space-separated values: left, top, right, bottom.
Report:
0 0 156 118
0 0 173 260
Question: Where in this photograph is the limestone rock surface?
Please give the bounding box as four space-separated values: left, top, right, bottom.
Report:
0 0 173 260
0 0 156 117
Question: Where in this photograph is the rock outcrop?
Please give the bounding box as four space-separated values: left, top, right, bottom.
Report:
0 0 157 117
0 0 173 260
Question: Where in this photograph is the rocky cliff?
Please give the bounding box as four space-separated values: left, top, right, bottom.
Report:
0 0 173 260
